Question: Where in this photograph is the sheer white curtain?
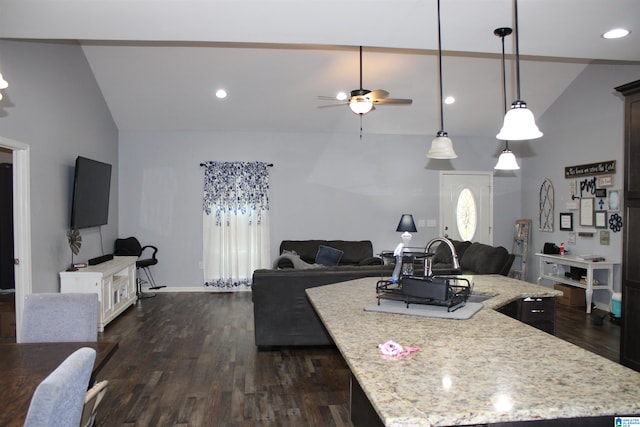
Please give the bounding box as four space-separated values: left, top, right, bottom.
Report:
202 161 271 290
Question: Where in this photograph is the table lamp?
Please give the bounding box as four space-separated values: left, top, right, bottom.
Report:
396 214 417 248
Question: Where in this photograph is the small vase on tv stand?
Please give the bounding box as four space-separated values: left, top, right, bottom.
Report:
66 229 81 271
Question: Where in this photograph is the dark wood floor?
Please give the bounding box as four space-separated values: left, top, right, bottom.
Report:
94 293 620 426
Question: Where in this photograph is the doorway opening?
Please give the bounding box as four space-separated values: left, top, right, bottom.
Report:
0 136 32 342
439 171 493 245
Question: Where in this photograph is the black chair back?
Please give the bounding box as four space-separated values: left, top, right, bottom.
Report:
114 237 143 257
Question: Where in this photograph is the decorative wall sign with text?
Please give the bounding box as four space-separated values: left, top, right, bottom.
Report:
565 160 616 178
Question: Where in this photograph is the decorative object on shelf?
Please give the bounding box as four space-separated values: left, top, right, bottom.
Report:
600 230 610 245
496 0 542 141
559 212 573 231
595 210 608 229
609 212 623 232
580 197 594 226
494 27 520 170
578 232 594 237
66 229 82 271
396 214 417 247
427 0 457 159
565 160 616 178
539 178 554 232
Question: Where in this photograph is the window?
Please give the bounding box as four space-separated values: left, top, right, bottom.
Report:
456 188 477 241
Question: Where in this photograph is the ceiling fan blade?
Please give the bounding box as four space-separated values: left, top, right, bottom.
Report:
368 89 390 99
318 103 348 109
373 98 413 105
317 96 341 101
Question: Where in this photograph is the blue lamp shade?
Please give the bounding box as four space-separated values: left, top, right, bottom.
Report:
396 214 417 232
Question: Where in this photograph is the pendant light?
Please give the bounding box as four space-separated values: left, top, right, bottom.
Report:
427 0 457 159
496 0 542 141
494 27 520 170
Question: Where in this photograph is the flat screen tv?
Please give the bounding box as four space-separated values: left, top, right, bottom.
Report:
70 156 112 229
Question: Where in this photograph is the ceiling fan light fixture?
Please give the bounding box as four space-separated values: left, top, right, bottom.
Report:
494 148 520 170
0 73 8 90
427 131 458 159
496 101 543 140
349 96 373 115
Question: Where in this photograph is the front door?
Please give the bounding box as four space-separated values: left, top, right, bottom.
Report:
439 171 493 245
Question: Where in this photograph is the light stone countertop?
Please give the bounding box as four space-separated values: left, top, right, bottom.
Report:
306 275 640 426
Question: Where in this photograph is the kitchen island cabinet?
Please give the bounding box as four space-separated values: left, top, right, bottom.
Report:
307 275 640 426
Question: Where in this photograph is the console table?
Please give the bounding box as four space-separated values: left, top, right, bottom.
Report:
535 253 619 314
60 256 137 331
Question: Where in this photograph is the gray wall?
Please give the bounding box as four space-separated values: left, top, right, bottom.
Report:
523 62 640 306
0 39 119 292
118 130 521 287
2 38 637 297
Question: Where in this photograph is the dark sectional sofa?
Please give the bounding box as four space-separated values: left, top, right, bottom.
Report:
252 239 514 348
252 240 388 348
430 239 514 276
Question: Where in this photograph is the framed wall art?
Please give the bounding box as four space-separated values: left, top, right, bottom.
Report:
559 212 573 231
595 210 608 229
539 178 554 232
609 189 620 211
580 197 594 227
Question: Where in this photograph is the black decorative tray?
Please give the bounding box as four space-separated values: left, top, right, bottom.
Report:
376 276 472 312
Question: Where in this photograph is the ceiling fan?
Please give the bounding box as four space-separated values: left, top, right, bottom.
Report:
318 46 413 116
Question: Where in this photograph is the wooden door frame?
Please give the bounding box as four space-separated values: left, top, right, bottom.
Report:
0 136 32 340
439 171 494 245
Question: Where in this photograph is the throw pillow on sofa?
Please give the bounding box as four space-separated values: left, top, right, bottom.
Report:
315 245 344 266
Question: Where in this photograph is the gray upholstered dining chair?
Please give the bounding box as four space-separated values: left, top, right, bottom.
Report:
19 293 99 343
80 380 109 427
23 347 97 427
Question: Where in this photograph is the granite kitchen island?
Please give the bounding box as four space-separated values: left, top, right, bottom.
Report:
306 275 640 427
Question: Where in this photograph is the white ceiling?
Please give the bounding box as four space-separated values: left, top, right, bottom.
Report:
1 0 639 137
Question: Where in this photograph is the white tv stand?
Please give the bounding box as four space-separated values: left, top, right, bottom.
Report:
535 253 619 314
60 256 137 332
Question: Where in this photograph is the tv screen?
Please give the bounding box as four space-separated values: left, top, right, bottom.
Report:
70 156 112 229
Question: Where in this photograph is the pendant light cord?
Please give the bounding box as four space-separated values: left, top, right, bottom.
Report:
500 31 510 150
359 46 364 90
514 0 521 101
437 0 444 132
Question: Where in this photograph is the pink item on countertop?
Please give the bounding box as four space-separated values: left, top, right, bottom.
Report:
377 340 421 359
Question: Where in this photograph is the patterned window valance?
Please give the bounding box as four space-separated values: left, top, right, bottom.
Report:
202 161 270 226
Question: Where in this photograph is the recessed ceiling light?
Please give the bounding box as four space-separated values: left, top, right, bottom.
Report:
602 28 630 39
336 91 348 101
444 96 455 105
215 89 227 99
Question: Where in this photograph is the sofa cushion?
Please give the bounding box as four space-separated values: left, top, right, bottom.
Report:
431 240 471 264
280 240 377 266
280 240 327 264
459 242 510 274
326 240 374 265
315 245 344 266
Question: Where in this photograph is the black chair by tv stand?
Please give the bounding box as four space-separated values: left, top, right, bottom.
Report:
114 237 166 299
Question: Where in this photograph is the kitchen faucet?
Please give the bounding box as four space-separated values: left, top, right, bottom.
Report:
424 237 460 277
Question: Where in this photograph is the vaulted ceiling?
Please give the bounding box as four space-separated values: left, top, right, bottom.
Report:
1 0 639 137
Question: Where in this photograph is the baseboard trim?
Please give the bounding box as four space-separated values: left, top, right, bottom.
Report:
148 286 251 293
